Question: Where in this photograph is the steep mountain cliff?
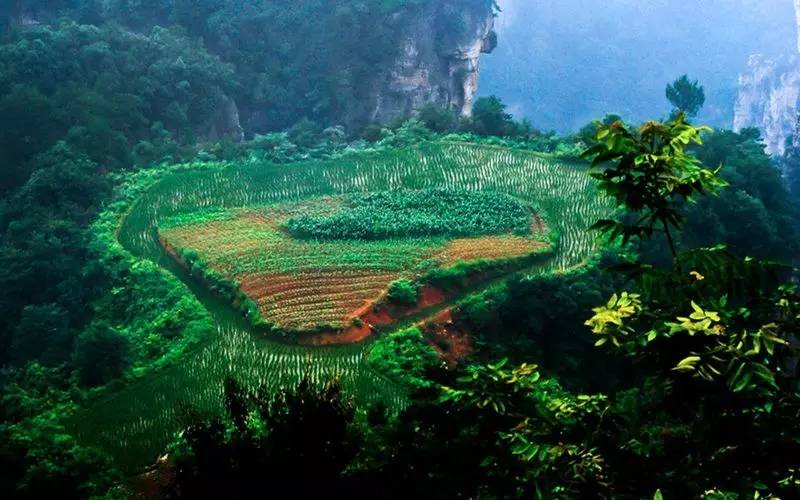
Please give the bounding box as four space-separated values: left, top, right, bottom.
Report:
796 0 800 52
369 0 496 124
734 55 800 156
733 1 800 156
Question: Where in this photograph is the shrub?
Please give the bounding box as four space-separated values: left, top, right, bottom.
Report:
387 279 418 306
366 327 439 389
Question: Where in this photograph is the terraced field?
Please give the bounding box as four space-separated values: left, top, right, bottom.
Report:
72 141 611 470
158 191 549 333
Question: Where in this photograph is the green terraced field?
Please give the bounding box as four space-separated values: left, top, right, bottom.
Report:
71 141 611 471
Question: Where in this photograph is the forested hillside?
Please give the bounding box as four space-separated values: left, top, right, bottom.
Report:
4 0 497 133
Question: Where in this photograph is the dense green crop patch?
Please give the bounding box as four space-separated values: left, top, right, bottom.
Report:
285 189 534 240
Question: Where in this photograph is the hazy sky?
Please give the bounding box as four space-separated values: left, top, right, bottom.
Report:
480 0 797 132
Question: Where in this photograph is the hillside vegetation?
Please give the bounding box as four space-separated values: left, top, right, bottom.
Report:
1 2 800 498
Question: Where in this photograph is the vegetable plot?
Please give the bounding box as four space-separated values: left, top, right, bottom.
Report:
159 190 549 332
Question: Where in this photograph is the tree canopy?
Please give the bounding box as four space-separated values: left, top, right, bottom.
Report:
666 74 706 118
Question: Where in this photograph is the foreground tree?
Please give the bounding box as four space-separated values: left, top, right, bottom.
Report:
582 113 725 257
583 115 800 497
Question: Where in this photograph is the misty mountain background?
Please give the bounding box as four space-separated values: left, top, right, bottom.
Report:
480 0 797 132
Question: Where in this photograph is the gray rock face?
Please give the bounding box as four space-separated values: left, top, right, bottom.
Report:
369 0 496 125
734 55 800 156
733 0 800 157
200 94 245 144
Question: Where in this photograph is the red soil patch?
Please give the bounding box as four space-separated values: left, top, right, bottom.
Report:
358 284 447 328
419 284 447 308
299 322 373 346
360 307 393 327
129 455 174 499
299 285 449 346
419 308 474 367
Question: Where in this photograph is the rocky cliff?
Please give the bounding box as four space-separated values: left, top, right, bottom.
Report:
734 55 800 156
733 1 800 156
369 0 497 124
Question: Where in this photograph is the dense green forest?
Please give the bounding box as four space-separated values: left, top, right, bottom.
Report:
1 2 799 499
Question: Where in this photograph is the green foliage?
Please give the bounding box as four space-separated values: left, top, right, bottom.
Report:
287 118 324 149
581 114 800 497
441 360 609 497
442 129 585 157
666 74 706 118
360 358 610 498
682 128 798 260
367 327 439 389
87 163 218 380
285 189 535 240
72 324 130 387
0 364 120 499
0 144 110 366
0 18 235 376
455 256 629 391
417 103 460 133
420 252 553 292
578 113 623 144
583 114 726 256
471 95 517 137
386 279 419 305
586 247 795 395
0 22 235 193
375 117 433 147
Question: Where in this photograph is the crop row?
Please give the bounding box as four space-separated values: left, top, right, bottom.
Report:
144 143 607 274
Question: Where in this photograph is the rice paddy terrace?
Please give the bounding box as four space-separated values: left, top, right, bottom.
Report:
73 141 611 470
